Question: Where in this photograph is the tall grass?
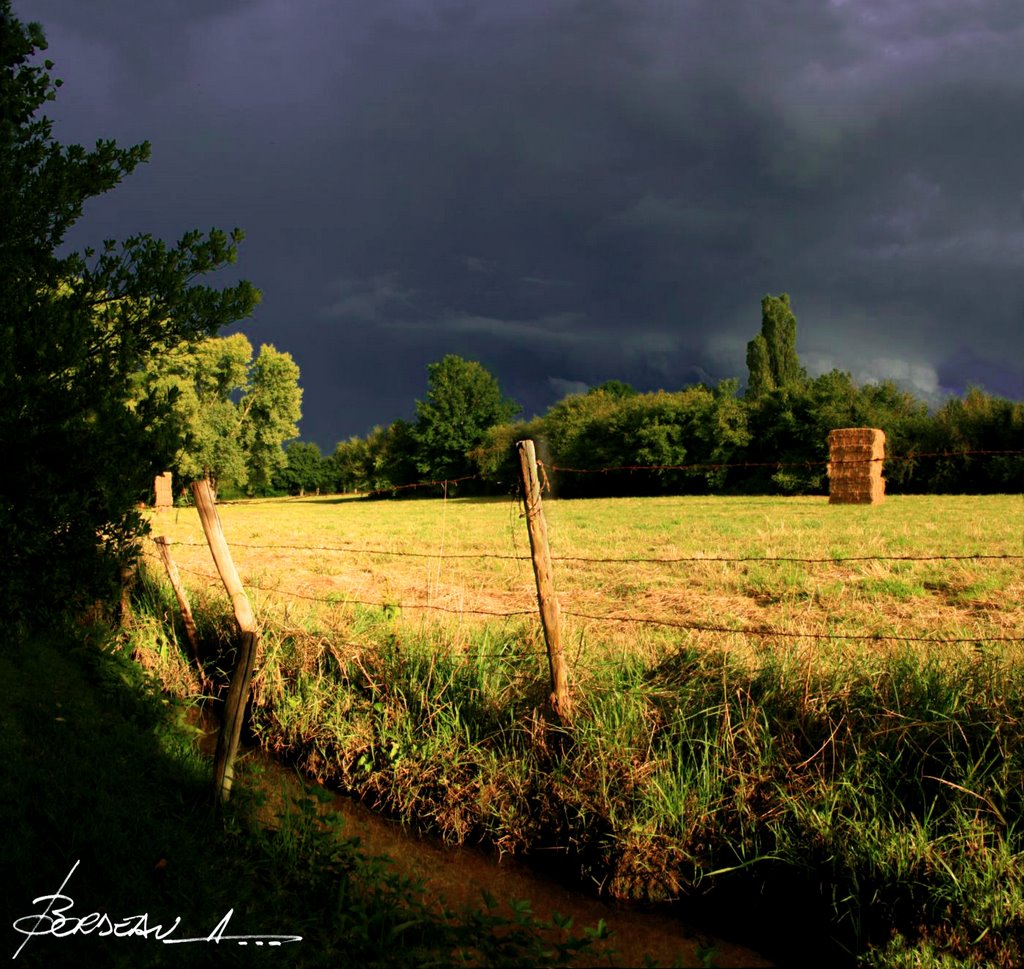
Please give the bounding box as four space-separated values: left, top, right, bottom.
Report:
129 493 1024 965
2 615 610 968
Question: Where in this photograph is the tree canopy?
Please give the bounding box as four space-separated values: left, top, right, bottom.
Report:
274 441 325 496
324 322 1022 500
0 3 259 621
135 334 302 495
413 355 520 482
746 293 806 397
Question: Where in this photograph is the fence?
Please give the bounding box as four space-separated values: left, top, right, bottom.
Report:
141 445 1024 799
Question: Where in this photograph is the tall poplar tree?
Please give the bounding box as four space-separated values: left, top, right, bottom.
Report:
745 293 806 397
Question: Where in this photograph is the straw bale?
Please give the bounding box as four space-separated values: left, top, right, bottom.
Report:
829 431 884 458
828 427 885 447
829 464 884 481
827 428 885 505
154 471 174 510
829 481 886 505
829 445 885 461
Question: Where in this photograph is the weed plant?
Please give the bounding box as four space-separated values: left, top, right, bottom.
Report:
131 493 1024 965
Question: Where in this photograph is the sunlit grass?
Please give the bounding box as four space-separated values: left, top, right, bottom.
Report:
133 491 1024 966
145 493 1023 662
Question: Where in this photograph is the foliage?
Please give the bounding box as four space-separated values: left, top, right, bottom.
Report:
533 381 750 496
135 333 250 490
134 334 301 495
588 379 638 399
275 441 326 496
328 435 373 493
746 292 806 398
916 387 1024 493
241 342 303 493
471 417 543 489
0 3 259 623
322 290 1020 499
327 420 419 495
414 355 520 482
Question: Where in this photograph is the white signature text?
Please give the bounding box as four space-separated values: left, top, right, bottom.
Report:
12 861 302 960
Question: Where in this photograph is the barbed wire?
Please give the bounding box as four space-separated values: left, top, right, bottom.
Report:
140 553 1022 649
170 474 484 509
138 553 539 659
163 447 1022 510
547 449 1024 476
561 609 1024 645
359 473 481 499
151 537 1024 566
151 558 537 621
557 552 1023 564
254 583 537 620
163 538 528 561
140 454 1022 667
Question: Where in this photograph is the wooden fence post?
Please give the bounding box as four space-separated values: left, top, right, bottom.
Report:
516 440 572 722
191 477 258 803
153 535 205 686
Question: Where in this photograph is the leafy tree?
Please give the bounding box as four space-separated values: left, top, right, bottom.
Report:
847 380 930 492
539 386 625 474
534 382 750 497
0 4 259 622
274 441 325 495
137 334 251 491
326 420 418 495
922 387 1024 493
327 435 372 493
414 356 519 482
240 343 302 493
374 419 419 491
135 335 301 495
588 379 637 399
746 293 806 397
471 417 542 489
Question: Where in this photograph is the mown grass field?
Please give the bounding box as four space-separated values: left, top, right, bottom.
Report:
145 492 1022 655
131 492 1024 966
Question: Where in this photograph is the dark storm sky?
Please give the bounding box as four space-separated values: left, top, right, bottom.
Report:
17 0 1024 451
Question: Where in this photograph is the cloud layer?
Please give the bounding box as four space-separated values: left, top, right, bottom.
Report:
21 0 1024 447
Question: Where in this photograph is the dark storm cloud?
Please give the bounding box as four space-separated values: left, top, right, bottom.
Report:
17 0 1024 449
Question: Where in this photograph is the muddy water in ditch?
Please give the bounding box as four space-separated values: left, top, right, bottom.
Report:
216 734 775 968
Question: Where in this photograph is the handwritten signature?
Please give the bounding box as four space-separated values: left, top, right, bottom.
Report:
12 860 302 960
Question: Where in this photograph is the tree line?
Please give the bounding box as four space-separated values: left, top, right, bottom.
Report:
280 294 1023 499
1 0 1019 630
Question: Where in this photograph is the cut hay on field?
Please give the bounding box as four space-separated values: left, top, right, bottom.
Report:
828 428 885 505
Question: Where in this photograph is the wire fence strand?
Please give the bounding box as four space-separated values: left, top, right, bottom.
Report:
140 448 1022 660
140 549 1024 649
548 448 1024 476
156 538 1024 566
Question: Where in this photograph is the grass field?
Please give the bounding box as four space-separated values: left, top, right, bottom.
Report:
130 492 1024 966
144 492 1022 654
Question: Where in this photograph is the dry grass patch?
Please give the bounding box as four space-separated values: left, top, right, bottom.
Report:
145 493 1023 674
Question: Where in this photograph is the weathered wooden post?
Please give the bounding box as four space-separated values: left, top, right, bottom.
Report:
191 477 258 803
153 535 205 684
516 440 572 722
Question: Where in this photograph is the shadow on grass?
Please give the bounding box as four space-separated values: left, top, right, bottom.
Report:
1 629 316 968
0 627 602 968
